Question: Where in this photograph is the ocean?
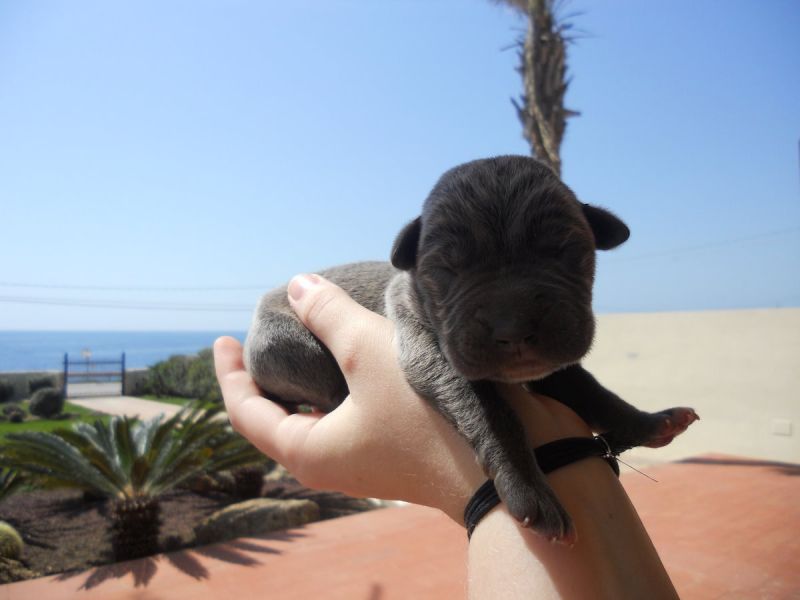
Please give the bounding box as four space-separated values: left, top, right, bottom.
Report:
0 331 247 373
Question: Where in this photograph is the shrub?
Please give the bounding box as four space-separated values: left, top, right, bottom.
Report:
0 522 23 560
142 348 222 403
4 407 25 424
28 387 64 419
27 377 55 395
0 381 14 404
187 348 222 403
143 355 192 398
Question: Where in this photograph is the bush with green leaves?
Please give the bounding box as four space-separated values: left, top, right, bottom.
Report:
142 347 222 402
27 377 55 395
144 354 191 397
0 522 23 560
0 381 14 404
28 387 64 419
0 404 264 562
186 348 222 403
1 405 25 423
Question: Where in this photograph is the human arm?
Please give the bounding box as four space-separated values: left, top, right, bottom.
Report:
214 274 677 599
469 385 678 599
214 273 485 522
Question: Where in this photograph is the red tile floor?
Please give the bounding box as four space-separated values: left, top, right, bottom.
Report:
3 454 799 599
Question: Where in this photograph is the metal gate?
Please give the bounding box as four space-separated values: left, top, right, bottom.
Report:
62 352 126 398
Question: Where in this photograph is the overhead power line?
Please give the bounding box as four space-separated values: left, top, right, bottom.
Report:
1 228 797 298
0 282 268 292
0 295 253 312
606 227 800 262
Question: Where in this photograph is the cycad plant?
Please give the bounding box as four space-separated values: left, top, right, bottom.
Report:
0 468 23 502
0 404 265 561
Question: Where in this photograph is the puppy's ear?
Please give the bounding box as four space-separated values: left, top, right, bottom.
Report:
391 217 422 270
582 204 630 250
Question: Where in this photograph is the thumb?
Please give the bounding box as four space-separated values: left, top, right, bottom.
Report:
287 273 390 380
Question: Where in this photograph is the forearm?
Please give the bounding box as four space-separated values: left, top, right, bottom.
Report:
467 456 678 600
217 289 677 600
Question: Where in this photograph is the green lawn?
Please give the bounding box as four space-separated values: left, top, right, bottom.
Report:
140 395 195 406
0 401 111 439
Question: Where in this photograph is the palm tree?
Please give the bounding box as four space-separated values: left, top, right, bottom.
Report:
0 404 265 561
495 0 579 176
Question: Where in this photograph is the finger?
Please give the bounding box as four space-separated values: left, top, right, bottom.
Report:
213 336 262 400
213 335 246 379
286 274 392 381
213 336 321 472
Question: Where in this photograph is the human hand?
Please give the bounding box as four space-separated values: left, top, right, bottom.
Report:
215 274 592 523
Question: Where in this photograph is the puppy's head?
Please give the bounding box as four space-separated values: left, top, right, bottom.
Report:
391 155 629 383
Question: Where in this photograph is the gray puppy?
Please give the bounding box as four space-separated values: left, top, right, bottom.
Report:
245 156 698 540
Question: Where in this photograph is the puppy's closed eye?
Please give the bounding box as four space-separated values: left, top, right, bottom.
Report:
434 265 458 278
537 245 566 260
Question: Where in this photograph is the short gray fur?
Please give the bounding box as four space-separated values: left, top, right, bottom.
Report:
245 155 697 540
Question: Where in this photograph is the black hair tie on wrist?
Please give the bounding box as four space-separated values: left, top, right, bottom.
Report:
463 435 620 539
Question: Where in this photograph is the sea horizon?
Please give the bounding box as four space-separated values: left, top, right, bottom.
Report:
0 330 247 373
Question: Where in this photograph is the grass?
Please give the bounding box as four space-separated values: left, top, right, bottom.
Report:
140 395 195 406
0 401 112 439
0 395 196 440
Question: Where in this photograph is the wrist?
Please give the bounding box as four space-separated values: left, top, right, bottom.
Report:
394 403 487 523
432 463 487 524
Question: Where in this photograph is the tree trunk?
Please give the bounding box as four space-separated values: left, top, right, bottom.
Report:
109 497 162 562
511 0 577 176
233 466 266 499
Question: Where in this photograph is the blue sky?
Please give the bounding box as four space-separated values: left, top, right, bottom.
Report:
1 0 798 331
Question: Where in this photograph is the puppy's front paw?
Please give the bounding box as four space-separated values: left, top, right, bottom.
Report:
643 407 700 448
495 473 575 544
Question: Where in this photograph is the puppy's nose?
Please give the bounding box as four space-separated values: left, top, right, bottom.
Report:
493 331 539 348
489 319 539 348
474 309 540 347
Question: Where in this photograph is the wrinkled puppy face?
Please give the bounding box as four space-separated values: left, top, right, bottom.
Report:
392 156 630 383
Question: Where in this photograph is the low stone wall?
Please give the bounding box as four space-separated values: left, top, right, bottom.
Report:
0 372 62 403
0 368 150 401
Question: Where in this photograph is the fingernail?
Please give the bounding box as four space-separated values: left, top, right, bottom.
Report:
288 274 320 301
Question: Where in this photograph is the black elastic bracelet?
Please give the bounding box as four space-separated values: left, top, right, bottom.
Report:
463 435 620 539
463 480 500 539
535 435 621 477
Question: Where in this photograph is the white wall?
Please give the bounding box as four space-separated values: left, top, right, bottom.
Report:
583 308 800 466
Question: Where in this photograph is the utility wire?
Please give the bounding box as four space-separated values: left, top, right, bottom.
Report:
0 282 268 291
606 226 800 262
1 228 797 294
0 295 253 312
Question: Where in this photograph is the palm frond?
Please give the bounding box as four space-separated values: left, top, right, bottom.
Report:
0 404 264 501
1 431 120 496
0 468 24 502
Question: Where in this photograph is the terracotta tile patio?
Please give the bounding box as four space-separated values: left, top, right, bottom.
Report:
3 454 799 599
